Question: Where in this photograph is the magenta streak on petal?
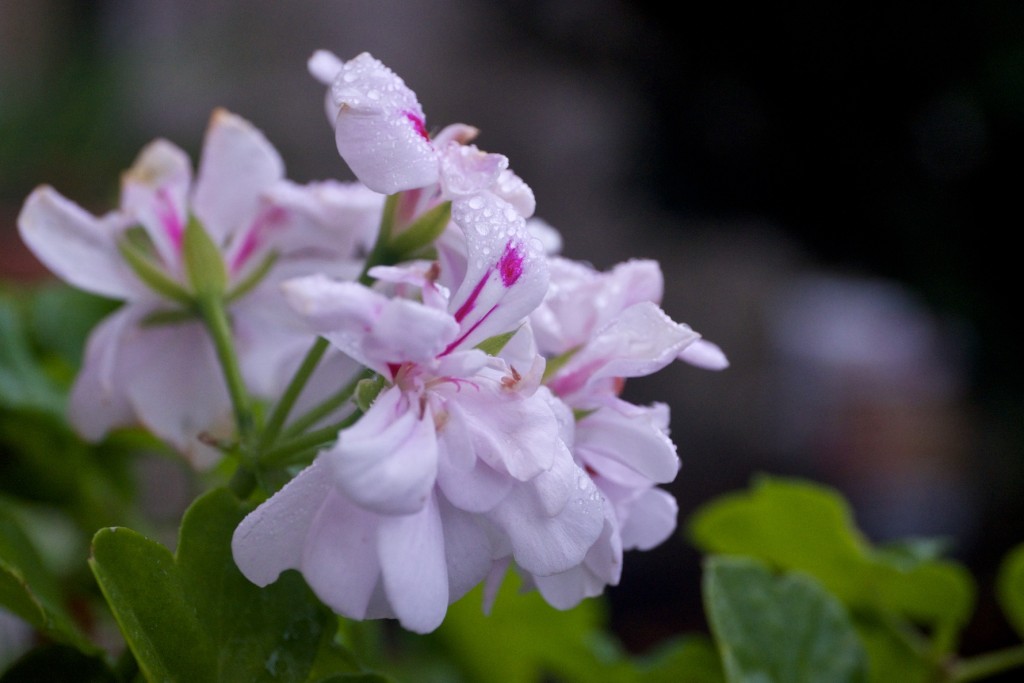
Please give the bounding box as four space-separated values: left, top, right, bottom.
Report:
230 205 288 274
498 241 524 287
387 362 403 380
156 188 184 250
440 303 498 357
545 358 605 398
453 267 492 323
404 111 430 141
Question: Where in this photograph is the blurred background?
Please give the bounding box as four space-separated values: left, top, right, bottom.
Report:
2 0 1022 662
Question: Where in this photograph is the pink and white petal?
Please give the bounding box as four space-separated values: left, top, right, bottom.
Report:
120 139 193 269
445 193 549 353
436 434 513 513
327 387 438 515
118 319 232 458
433 123 479 146
549 302 698 397
575 398 679 483
231 458 332 586
331 53 438 194
585 302 698 380
301 487 384 621
67 306 144 441
526 218 561 255
533 510 621 609
437 497 497 601
283 275 458 373
618 487 678 551
308 49 344 85
377 495 449 633
231 290 318 397
489 457 604 576
679 338 730 370
450 386 560 481
495 169 536 218
17 187 139 300
261 179 383 265
533 258 664 354
438 143 508 198
192 109 284 244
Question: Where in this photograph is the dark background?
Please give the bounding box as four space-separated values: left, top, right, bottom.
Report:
2 0 1022 664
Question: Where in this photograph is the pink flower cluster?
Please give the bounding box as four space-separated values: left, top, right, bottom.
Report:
18 51 726 633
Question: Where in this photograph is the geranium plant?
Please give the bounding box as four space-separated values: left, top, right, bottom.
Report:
2 49 1024 683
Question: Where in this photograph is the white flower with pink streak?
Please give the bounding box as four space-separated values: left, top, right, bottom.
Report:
17 109 382 460
308 50 535 218
517 256 727 609
232 191 605 633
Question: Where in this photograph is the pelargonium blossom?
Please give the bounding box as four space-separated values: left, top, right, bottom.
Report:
516 256 727 608
232 191 605 633
18 109 382 460
308 50 535 218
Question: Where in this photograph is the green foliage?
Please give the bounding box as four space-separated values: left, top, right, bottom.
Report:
688 476 975 637
997 543 1024 640
0 290 65 415
688 476 985 682
401 570 723 683
89 488 365 682
703 555 867 683
0 500 97 654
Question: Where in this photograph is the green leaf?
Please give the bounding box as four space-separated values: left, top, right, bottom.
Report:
182 214 228 297
853 616 935 683
27 283 118 373
0 500 96 654
89 488 359 682
997 542 1024 640
0 293 64 415
703 555 868 683
428 571 637 683
631 634 725 683
688 476 975 635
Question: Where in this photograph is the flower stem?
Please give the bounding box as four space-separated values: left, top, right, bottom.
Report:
282 368 373 439
259 336 329 449
260 412 362 467
196 294 254 445
255 193 398 452
951 645 1024 682
359 193 398 286
228 465 257 500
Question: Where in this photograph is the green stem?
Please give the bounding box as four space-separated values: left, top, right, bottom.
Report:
261 412 362 467
259 337 329 449
951 645 1024 682
196 294 254 445
254 193 398 453
283 368 373 439
228 466 257 500
359 193 399 286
